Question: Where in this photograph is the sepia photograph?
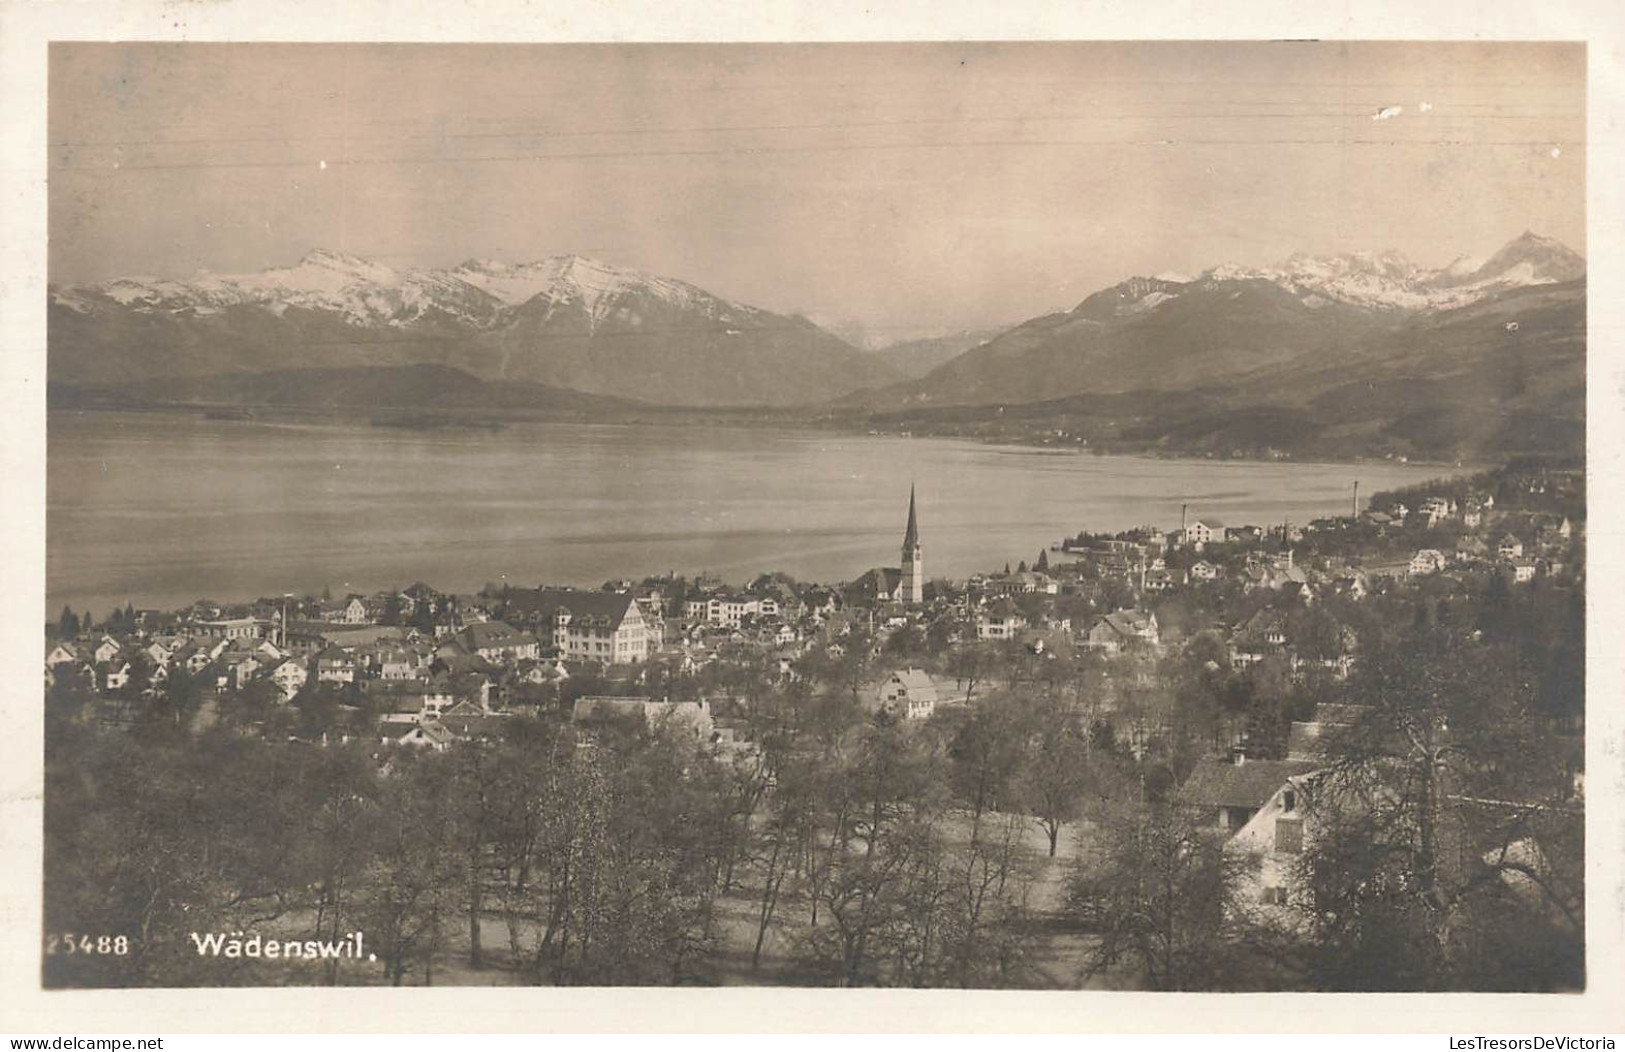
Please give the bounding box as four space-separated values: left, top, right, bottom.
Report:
5 13 1614 1025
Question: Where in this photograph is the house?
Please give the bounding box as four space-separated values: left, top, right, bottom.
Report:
1185 519 1224 547
320 596 371 625
313 646 356 685
1181 755 1317 835
45 642 81 669
142 640 173 667
1511 557 1539 584
1228 609 1288 668
1085 609 1160 654
976 599 1027 641
876 668 941 721
1189 561 1222 582
456 621 539 664
1224 770 1322 914
224 654 263 691
990 571 1059 596
503 588 651 665
99 660 132 693
688 591 767 628
196 617 264 641
92 636 124 664
1409 549 1447 577
436 708 511 744
267 656 308 700
1420 496 1455 527
1498 533 1525 560
367 645 418 680
381 720 455 751
1455 536 1490 562
1462 501 1484 529
1140 568 1176 593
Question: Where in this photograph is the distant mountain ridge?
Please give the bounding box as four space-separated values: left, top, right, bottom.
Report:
50 251 903 407
49 231 1585 460
840 232 1584 461
854 232 1585 411
1199 231 1586 311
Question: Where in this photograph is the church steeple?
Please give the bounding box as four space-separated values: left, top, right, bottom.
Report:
902 484 920 553
899 484 923 604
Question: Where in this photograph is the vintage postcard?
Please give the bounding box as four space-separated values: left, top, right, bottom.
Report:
1 0 1621 1036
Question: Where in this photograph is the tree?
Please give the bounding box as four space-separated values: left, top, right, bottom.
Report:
356 752 460 985
57 606 79 639
945 643 998 704
1289 626 1584 990
1013 695 1092 856
141 665 202 737
807 711 947 985
1068 797 1239 990
947 700 1025 832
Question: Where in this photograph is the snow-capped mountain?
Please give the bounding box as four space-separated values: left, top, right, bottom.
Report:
68 248 506 326
48 250 903 407
853 232 1585 413
1187 231 1585 312
447 255 765 333
55 249 758 332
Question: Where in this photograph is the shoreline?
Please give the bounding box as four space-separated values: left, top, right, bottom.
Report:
46 400 1503 475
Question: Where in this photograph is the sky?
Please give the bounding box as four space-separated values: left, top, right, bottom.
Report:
48 41 1585 342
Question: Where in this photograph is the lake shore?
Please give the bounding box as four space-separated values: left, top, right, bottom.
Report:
47 407 1468 615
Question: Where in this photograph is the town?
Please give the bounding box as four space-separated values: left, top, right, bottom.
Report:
42 459 1585 990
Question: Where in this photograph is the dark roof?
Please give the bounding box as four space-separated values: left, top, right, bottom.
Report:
503 588 634 626
439 712 508 740
461 620 530 648
1181 759 1316 810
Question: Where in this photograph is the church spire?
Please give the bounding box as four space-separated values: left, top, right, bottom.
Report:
899 484 924 604
902 483 920 552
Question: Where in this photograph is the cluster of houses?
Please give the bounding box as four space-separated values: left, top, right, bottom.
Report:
47 475 1581 756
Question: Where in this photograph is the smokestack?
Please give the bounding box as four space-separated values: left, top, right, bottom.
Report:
1352 480 1360 519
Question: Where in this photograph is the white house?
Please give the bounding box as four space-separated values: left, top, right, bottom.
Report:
876 668 941 721
1185 519 1224 547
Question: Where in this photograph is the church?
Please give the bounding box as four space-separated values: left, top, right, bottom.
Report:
850 486 925 606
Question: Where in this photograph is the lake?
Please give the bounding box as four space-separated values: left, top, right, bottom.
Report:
47 410 1459 615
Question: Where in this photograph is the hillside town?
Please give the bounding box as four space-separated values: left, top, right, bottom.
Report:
43 459 1585 989
47 464 1583 748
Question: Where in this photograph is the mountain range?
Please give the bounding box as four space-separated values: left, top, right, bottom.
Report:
49 232 1585 460
49 250 902 407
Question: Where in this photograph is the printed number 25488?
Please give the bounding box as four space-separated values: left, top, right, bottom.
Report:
45 933 129 955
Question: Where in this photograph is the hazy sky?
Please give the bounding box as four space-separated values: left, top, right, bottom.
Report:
49 42 1584 340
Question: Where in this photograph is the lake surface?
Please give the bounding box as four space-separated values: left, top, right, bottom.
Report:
48 410 1459 615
